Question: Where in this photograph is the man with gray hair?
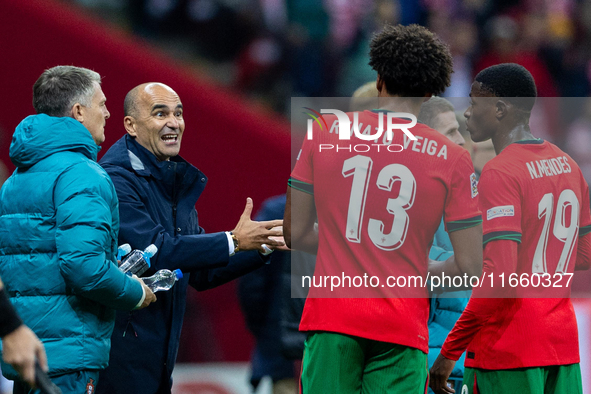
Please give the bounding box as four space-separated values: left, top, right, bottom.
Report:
418 96 465 146
0 65 156 394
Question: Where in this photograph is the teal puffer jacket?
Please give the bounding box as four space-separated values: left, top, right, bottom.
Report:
0 114 143 379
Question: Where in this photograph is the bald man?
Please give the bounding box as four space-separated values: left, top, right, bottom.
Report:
97 83 284 394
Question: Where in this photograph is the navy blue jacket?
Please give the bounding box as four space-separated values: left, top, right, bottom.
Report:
97 135 267 394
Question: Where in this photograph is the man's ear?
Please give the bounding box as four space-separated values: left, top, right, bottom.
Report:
376 75 385 96
495 99 508 120
70 103 84 122
124 116 137 136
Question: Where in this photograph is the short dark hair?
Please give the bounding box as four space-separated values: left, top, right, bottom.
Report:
475 63 537 111
33 66 101 116
418 97 455 128
369 24 453 97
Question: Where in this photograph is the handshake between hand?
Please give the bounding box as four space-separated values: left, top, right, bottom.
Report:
231 198 289 253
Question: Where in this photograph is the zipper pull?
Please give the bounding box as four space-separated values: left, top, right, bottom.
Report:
123 313 133 337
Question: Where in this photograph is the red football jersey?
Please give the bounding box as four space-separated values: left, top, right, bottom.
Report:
441 140 591 369
290 110 481 352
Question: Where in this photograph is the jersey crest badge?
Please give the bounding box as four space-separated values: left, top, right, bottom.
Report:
470 173 478 198
86 378 95 394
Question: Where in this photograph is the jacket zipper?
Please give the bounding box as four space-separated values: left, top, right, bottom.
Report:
172 204 177 233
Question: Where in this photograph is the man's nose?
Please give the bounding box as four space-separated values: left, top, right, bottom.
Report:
168 114 179 129
104 106 110 120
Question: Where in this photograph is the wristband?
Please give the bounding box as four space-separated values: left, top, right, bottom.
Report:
0 288 23 338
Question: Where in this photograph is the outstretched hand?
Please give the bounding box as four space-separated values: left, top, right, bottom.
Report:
232 198 285 252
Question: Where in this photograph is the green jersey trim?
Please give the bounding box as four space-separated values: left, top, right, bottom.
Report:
513 138 544 145
288 177 314 195
447 215 482 233
483 231 522 245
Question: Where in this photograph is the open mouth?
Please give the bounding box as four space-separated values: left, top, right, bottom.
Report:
161 134 178 143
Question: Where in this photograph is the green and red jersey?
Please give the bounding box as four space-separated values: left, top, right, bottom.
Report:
442 140 591 369
290 110 481 352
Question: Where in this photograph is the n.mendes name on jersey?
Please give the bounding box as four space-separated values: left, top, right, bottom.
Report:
526 156 572 180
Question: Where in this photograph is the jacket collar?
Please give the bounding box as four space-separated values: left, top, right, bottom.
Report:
101 135 206 187
10 114 100 168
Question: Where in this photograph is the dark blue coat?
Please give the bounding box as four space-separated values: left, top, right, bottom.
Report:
97 135 267 394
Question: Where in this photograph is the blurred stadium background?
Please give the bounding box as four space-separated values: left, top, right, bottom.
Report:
2 0 591 392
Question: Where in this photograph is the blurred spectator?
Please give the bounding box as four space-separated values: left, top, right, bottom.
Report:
73 0 591 114
475 15 558 97
284 0 331 97
566 97 591 185
337 0 397 96
443 18 479 97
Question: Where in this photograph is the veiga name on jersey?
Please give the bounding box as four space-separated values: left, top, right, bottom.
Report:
316 134 449 159
402 135 448 159
525 156 572 179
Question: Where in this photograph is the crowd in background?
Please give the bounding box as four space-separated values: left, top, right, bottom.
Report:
70 0 590 97
69 0 591 183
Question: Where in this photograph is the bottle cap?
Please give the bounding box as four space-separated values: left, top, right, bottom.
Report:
143 244 158 258
117 244 132 260
118 244 132 256
174 269 183 280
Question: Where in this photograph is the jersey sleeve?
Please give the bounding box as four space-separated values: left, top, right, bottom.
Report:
441 239 518 360
444 150 482 232
289 133 315 194
479 168 523 245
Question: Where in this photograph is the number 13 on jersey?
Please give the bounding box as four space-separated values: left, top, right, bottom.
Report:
342 155 416 251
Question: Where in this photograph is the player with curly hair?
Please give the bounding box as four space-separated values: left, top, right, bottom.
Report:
285 24 483 393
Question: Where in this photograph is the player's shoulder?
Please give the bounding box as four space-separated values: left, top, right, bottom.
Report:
483 139 548 171
479 147 517 185
482 139 579 182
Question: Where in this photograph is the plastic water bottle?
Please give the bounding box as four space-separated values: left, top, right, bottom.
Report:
143 269 183 293
118 244 158 277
